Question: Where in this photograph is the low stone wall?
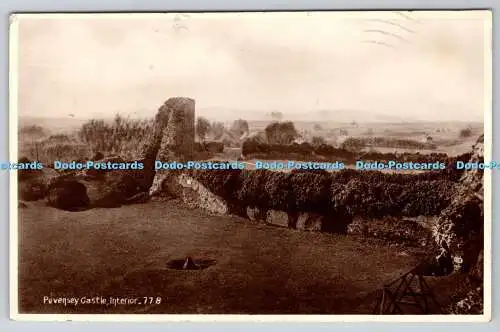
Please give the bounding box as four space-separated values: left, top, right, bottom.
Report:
177 173 230 215
149 166 459 236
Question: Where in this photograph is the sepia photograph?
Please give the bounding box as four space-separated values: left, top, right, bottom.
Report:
9 10 491 321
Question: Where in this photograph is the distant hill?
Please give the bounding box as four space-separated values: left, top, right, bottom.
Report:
19 117 89 133
197 107 418 123
286 109 418 123
20 109 483 135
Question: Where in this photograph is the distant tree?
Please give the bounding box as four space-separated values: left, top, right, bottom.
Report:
210 121 224 140
341 137 365 152
20 125 48 139
230 119 250 137
313 123 323 131
247 132 267 144
339 129 349 136
311 136 326 147
459 127 472 138
270 111 284 121
196 117 211 141
265 121 298 144
48 133 71 142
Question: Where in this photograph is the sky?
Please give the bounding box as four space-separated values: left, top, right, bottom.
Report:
14 11 490 122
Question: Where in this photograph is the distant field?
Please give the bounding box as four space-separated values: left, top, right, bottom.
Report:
18 116 482 163
372 143 476 157
238 120 480 158
19 117 89 134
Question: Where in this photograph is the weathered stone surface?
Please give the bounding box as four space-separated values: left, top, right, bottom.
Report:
139 102 172 161
177 174 229 215
470 250 484 282
149 170 184 197
84 171 142 208
148 173 167 197
246 206 266 222
138 105 171 190
18 168 59 201
149 97 196 194
46 166 146 210
433 134 484 274
297 212 323 231
460 134 484 193
47 178 90 211
447 286 483 314
157 97 195 161
265 210 297 228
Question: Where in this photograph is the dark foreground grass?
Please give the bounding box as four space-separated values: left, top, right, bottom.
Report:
18 200 424 314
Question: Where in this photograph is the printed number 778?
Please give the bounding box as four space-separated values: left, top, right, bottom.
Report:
143 297 162 304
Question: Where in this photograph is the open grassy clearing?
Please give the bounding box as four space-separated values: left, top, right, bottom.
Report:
18 200 427 314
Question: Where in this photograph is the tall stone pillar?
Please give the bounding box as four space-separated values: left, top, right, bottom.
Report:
157 97 195 162
149 97 195 195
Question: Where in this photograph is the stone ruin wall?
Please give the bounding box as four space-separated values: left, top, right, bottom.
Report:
147 97 195 196
433 134 485 276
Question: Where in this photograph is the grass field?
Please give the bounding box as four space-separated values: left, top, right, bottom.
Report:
18 200 431 315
